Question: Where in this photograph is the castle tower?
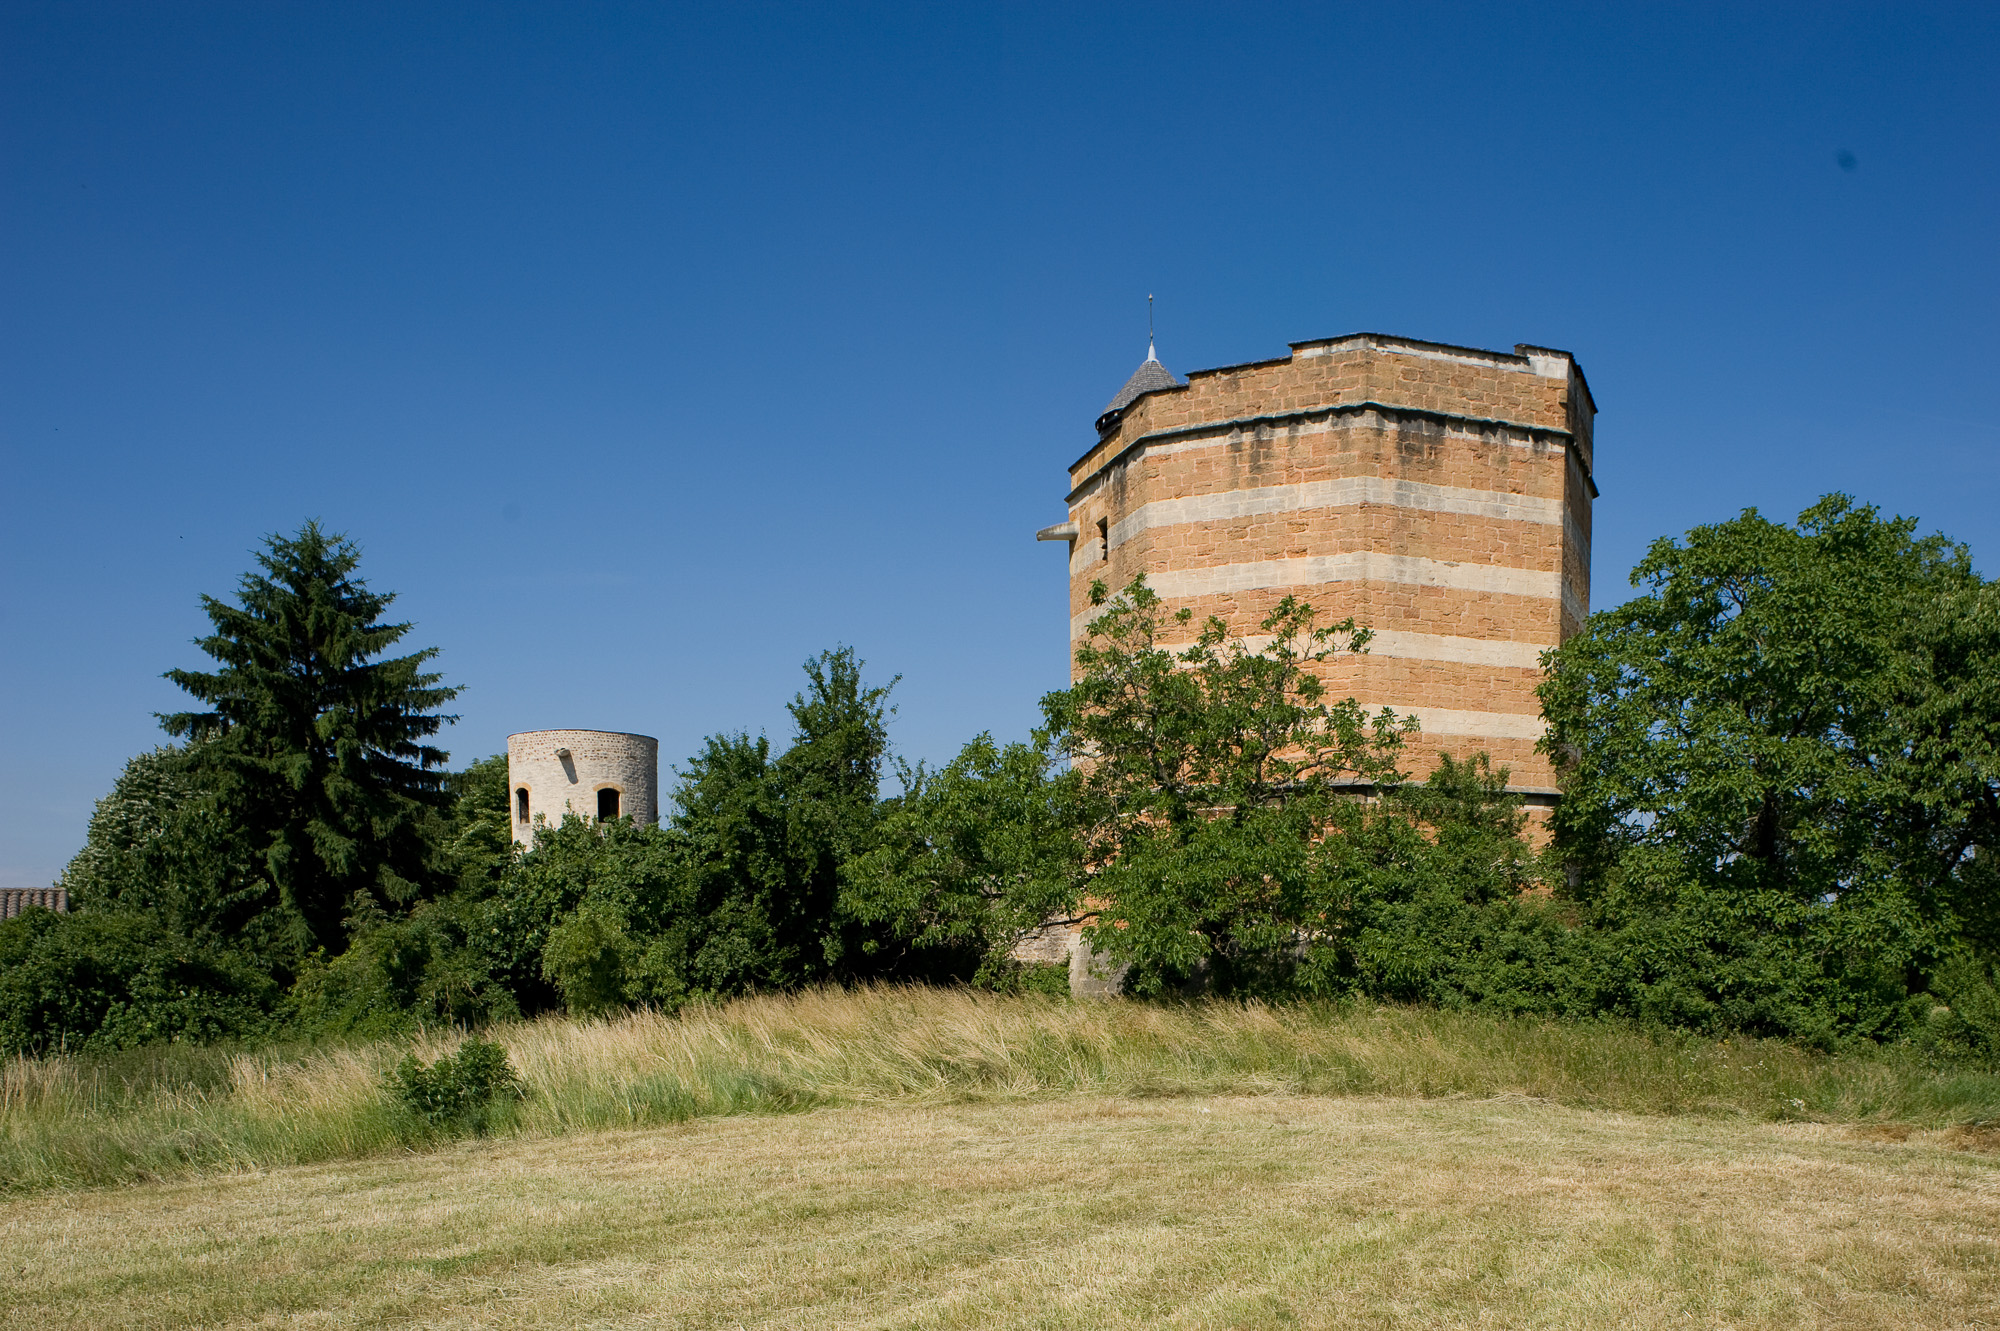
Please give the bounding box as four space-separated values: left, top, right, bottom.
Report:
1041 333 1595 797
506 729 660 846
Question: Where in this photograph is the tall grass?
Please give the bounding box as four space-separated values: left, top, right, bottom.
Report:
5 987 1997 1191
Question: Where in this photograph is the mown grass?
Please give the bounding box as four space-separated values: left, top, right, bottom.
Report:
10 1096 1998 1329
4 986 1997 1192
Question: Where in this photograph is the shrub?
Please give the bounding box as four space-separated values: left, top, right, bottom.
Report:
972 957 1072 998
1917 955 2000 1066
389 1036 521 1135
286 900 521 1039
488 815 688 1013
541 901 635 1017
0 909 275 1056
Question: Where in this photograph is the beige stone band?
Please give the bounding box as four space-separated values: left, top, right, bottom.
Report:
1102 476 1565 553
1147 552 1560 602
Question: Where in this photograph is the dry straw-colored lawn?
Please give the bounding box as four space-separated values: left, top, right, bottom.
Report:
4 1093 1997 1329
6 989 2000 1326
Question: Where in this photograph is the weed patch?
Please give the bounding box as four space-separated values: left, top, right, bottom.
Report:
388 1037 520 1136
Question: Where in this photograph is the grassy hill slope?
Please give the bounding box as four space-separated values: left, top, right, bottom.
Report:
6 988 1999 1192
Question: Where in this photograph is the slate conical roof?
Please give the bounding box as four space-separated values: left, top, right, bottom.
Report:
1099 340 1181 420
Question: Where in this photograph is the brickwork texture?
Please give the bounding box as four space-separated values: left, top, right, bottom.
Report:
1061 333 1596 794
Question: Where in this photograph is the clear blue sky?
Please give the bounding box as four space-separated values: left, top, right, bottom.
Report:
4 3 1996 886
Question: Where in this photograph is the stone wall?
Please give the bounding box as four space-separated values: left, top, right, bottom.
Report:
505 729 659 846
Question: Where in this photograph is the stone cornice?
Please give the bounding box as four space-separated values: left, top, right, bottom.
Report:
1069 399 1587 505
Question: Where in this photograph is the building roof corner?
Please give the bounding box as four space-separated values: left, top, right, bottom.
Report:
1093 345 1182 434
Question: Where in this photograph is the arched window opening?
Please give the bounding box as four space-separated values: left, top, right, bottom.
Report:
515 788 530 823
597 787 621 821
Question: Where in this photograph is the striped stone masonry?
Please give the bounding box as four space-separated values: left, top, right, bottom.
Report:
1 887 69 919
1058 332 1596 795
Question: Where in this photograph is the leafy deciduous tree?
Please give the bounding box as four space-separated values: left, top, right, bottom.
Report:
664 647 897 990
1040 576 1414 994
1539 495 2000 1039
58 745 279 962
843 733 1089 981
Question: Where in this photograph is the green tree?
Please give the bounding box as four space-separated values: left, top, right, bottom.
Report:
667 732 794 992
1311 754 1601 1015
57 745 284 963
842 733 1090 982
781 648 897 977
437 754 516 894
0 909 276 1056
668 647 896 990
284 754 522 1037
1040 576 1414 995
160 522 460 962
1538 495 1999 1039
488 814 690 1014
1883 573 2000 957
541 899 639 1018
419 650 899 1024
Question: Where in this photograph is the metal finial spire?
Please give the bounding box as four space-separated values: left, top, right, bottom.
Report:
1146 294 1157 362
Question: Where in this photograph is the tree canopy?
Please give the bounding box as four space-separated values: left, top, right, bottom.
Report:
1037 576 1417 994
159 521 460 960
16 498 2000 1062
1539 495 2000 1039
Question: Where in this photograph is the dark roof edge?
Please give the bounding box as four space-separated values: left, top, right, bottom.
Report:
1515 342 1597 417
1068 399 1580 500
1184 353 1296 378
1204 334 1594 418
1092 379 1188 436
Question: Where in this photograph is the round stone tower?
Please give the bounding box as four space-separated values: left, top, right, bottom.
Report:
505 729 659 846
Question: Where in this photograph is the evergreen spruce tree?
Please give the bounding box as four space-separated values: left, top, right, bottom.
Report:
160 521 460 959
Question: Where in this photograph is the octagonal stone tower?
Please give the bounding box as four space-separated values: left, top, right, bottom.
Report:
506 729 659 846
1043 333 1596 798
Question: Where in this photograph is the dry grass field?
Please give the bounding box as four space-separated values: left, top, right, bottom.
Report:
9 989 2000 1192
4 1093 1997 1330
6 990 2000 1327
